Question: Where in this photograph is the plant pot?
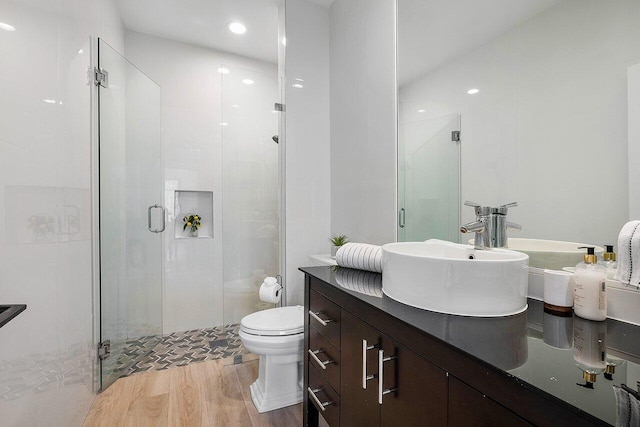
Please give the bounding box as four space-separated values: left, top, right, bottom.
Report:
331 245 339 258
189 228 199 238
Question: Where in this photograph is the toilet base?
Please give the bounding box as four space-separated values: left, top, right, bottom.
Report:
249 353 303 413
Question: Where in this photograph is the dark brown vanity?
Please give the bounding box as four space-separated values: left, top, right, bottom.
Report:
301 266 638 426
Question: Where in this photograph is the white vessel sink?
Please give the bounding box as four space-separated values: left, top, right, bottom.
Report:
506 238 602 270
382 239 529 317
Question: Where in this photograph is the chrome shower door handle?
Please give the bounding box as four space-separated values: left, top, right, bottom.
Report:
147 204 165 233
398 208 406 228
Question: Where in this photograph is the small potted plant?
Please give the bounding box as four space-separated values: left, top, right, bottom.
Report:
330 234 349 258
183 213 201 237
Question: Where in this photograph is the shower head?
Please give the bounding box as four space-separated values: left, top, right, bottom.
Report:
272 135 278 144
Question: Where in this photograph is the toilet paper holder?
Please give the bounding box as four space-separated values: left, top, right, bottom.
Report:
260 275 285 306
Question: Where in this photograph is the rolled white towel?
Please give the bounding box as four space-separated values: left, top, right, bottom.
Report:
335 242 383 273
615 220 640 286
613 385 640 427
335 268 383 297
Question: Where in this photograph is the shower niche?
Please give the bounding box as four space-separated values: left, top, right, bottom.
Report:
173 190 213 239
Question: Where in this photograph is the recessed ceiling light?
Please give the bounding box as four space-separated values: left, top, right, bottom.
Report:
295 78 304 82
78 49 84 54
292 83 303 89
228 22 246 35
43 99 56 104
0 22 16 32
219 122 229 126
417 109 426 113
218 67 230 74
467 88 480 95
242 79 254 85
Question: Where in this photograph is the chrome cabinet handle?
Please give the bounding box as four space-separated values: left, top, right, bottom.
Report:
308 349 334 370
362 339 378 389
147 204 166 233
398 208 406 228
378 349 397 405
308 310 332 327
308 387 333 412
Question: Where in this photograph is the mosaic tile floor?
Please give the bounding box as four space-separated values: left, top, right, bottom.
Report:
115 324 250 376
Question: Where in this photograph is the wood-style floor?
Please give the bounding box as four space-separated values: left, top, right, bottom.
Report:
83 358 302 427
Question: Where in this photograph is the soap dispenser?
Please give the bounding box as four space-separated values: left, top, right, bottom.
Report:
598 245 617 279
573 247 607 321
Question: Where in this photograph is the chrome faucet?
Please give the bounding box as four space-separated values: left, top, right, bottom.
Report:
460 201 522 249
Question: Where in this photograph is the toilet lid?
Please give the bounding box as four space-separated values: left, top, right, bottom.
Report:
240 306 304 336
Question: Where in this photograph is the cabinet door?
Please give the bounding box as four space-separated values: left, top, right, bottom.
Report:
380 337 447 427
448 377 532 427
341 310 381 426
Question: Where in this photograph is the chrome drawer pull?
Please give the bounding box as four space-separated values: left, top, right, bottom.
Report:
309 310 333 326
308 387 333 412
362 339 379 389
308 349 334 370
378 349 397 405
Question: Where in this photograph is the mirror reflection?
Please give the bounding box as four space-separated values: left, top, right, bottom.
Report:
397 0 640 249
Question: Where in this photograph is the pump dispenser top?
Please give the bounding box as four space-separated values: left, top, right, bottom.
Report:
579 246 598 264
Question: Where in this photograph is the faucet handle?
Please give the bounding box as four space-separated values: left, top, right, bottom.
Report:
464 201 490 216
499 202 518 209
507 221 522 231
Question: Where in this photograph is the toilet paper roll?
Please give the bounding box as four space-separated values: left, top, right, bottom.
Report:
259 282 281 303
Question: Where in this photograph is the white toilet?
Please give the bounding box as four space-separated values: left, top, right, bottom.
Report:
239 305 304 413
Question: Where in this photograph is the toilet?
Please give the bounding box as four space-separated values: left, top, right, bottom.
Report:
239 305 304 413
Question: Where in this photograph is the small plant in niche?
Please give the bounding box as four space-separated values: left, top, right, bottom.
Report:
183 213 201 237
330 234 349 257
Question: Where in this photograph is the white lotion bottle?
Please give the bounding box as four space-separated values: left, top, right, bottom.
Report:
574 247 607 321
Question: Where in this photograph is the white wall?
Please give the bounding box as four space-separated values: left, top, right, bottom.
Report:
124 32 278 332
284 0 331 305
629 63 640 219
0 0 123 425
329 0 397 246
400 0 639 245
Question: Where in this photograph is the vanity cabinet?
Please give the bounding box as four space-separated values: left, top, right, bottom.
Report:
303 268 608 427
341 310 447 426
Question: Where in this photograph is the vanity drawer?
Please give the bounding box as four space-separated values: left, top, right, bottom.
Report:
309 326 341 394
309 289 341 349
308 363 340 427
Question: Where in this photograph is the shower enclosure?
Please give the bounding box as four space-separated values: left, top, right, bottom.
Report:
96 42 281 390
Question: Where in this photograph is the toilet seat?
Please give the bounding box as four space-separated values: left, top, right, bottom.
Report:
240 305 304 336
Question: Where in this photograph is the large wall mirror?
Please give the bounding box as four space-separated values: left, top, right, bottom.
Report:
397 0 640 249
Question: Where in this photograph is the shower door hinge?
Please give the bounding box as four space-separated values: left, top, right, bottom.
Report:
274 103 285 112
98 340 111 360
451 131 461 142
94 67 108 88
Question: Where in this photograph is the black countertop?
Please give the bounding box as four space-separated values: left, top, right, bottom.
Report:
301 266 640 426
0 304 26 329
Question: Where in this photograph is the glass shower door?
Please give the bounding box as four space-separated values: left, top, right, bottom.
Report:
398 114 461 242
97 39 163 390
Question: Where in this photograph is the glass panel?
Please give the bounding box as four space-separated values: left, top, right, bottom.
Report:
398 113 460 242
221 66 280 324
98 39 163 389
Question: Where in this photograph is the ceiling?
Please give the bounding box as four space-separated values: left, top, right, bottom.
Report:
398 0 563 86
115 0 280 64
